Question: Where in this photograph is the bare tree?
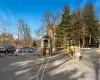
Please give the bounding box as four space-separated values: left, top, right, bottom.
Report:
35 11 60 39
35 25 47 38
41 11 60 37
18 19 32 47
35 11 60 48
0 20 7 45
24 24 32 47
43 11 61 48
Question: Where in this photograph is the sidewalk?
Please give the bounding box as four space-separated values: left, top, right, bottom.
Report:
41 51 97 80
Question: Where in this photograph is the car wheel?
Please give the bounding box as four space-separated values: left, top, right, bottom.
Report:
5 51 8 55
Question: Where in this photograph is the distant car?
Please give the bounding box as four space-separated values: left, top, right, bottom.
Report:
16 48 23 53
0 45 16 54
18 47 34 53
28 48 34 52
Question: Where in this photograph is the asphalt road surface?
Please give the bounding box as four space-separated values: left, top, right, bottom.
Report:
0 51 42 80
0 49 100 80
0 50 70 80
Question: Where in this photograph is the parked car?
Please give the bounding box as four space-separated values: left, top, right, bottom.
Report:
18 47 34 53
16 48 23 53
28 48 34 52
0 45 16 54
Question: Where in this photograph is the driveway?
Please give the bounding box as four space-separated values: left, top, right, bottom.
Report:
0 50 99 80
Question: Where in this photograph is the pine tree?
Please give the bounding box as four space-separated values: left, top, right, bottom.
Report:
70 9 83 46
55 2 100 48
82 2 99 44
55 5 71 48
60 5 70 35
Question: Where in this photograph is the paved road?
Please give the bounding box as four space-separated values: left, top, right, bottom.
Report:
0 51 42 80
81 48 100 69
80 48 100 80
0 50 69 80
0 50 99 80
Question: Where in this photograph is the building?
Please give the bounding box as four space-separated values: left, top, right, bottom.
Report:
47 24 57 48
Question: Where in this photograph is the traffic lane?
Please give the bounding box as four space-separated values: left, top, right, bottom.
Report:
0 51 41 67
0 51 42 80
0 50 65 80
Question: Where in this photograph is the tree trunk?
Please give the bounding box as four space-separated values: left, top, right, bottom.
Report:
89 34 92 44
82 37 85 47
79 36 81 47
2 34 4 44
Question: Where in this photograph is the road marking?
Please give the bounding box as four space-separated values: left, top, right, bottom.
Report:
35 52 69 80
36 56 44 80
36 56 50 80
41 56 50 80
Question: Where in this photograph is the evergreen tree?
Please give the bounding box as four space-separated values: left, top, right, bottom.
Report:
55 5 71 48
70 9 83 46
82 2 99 44
55 2 100 48
55 25 63 48
60 5 70 36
